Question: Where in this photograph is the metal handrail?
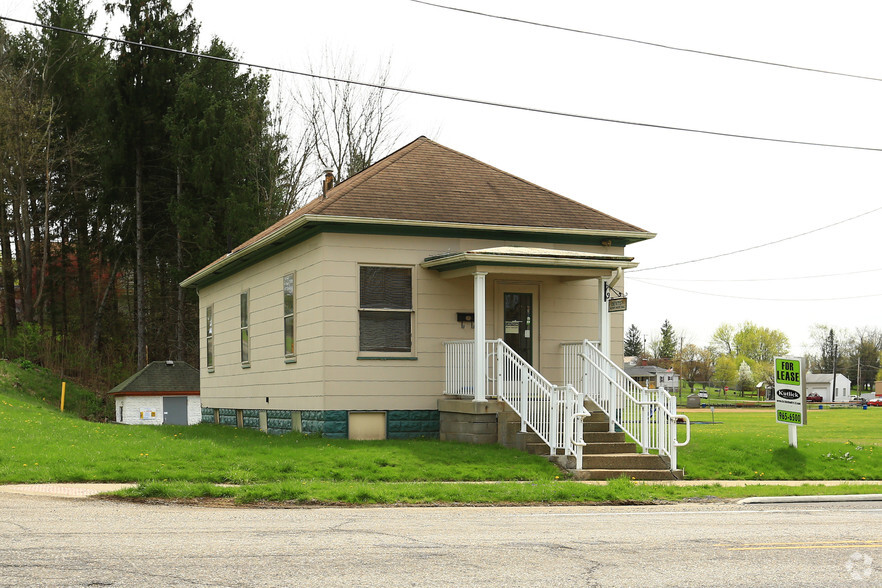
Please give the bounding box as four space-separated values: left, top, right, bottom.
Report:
561 340 690 472
443 339 589 466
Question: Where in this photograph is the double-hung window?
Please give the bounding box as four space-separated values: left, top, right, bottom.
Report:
359 266 413 353
283 273 295 359
240 291 250 365
206 305 214 371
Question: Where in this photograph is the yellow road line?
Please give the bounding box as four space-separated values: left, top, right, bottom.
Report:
718 540 882 551
715 540 882 547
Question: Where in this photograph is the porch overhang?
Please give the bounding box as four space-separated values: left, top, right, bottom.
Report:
421 246 638 279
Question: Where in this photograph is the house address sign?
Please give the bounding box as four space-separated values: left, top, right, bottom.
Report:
608 297 627 312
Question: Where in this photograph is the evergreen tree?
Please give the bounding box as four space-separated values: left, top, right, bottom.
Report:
624 324 643 357
657 319 677 360
105 0 198 368
819 328 839 373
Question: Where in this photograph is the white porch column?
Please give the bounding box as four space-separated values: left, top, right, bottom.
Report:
598 278 610 355
473 271 488 402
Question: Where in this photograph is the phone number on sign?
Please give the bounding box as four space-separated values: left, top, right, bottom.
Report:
777 410 802 423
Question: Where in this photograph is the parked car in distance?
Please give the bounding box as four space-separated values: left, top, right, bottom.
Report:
698 390 708 399
806 392 822 403
867 398 882 407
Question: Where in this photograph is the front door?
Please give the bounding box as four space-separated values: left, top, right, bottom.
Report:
496 284 539 368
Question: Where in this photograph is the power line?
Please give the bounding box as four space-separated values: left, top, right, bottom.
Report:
3 15 882 154
632 267 882 283
628 279 882 302
628 204 882 273
409 0 882 84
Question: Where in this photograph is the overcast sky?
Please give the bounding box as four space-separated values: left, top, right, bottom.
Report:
4 0 882 355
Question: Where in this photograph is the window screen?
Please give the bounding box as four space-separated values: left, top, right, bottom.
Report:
359 266 412 352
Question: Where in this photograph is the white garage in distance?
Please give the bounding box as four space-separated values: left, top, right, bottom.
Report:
109 361 201 425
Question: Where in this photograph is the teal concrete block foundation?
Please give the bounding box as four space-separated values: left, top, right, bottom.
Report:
242 410 260 430
218 408 237 427
267 410 294 436
301 410 348 438
387 410 440 439
206 408 439 440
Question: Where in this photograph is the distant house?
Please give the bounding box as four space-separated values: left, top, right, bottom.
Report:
180 137 654 441
624 361 680 391
109 361 201 425
805 372 852 403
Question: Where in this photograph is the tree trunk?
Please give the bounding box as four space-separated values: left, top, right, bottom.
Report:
176 167 184 361
0 206 18 333
14 177 33 323
33 107 53 313
70 150 95 337
136 146 146 369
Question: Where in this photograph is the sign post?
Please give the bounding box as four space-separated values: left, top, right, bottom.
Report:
774 356 806 447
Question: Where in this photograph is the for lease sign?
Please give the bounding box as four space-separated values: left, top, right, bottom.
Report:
775 356 806 426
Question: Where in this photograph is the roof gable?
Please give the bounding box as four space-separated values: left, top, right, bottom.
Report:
109 361 200 394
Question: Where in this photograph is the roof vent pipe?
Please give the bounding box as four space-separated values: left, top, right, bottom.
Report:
322 169 334 198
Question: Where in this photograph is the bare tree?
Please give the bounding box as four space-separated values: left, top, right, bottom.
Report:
292 51 400 192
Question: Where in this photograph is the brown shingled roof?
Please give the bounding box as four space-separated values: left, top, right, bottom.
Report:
184 137 651 286
236 136 646 251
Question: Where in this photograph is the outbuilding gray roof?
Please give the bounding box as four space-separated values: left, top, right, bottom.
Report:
109 361 200 394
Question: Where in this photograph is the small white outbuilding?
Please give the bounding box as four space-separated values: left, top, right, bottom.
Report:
109 361 201 425
805 372 852 403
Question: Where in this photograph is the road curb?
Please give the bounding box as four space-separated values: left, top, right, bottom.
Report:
738 494 882 504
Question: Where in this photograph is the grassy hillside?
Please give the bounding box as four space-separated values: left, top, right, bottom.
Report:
0 358 111 421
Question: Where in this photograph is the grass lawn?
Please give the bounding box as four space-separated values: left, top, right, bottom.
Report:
678 408 882 480
2 360 881 505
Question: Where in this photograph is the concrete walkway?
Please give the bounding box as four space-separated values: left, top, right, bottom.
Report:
1 480 881 499
0 483 137 498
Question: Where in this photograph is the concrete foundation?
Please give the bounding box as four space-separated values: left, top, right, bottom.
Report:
438 398 504 445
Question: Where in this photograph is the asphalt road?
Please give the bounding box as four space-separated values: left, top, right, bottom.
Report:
0 494 879 587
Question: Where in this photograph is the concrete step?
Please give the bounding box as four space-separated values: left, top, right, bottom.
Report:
582 431 627 443
525 441 551 455
553 452 670 471
583 421 614 432
568 468 683 481
581 442 637 455
581 453 671 470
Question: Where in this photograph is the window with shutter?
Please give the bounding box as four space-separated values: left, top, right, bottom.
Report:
359 266 413 353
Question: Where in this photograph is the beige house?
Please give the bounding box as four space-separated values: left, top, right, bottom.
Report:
182 137 654 441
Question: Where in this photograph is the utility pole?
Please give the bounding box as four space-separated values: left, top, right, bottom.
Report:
857 353 861 395
831 343 838 402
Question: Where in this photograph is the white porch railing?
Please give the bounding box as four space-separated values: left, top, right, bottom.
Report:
562 340 690 472
444 339 590 466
